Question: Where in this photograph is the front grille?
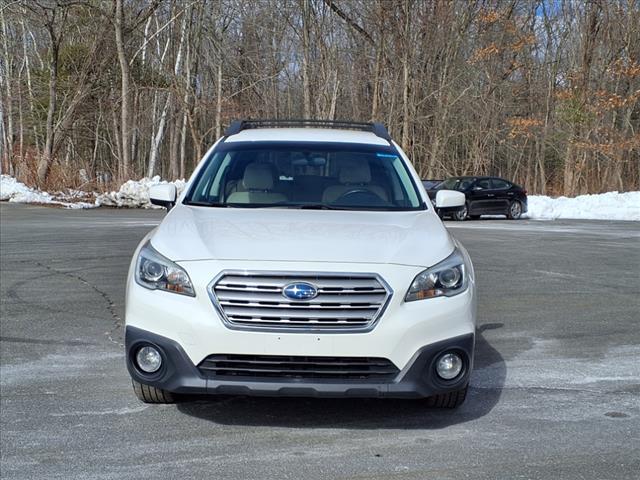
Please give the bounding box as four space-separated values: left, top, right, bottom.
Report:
198 354 399 380
209 271 392 332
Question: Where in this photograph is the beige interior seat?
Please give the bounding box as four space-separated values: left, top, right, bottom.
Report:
322 160 388 204
227 163 287 204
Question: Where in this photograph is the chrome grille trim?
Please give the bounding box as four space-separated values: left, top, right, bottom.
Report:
208 271 393 333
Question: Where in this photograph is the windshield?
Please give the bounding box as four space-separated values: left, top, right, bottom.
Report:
439 177 474 191
184 142 424 211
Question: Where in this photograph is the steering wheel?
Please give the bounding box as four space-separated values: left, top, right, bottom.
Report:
335 189 374 202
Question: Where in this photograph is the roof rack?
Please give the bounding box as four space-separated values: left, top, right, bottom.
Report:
224 119 392 142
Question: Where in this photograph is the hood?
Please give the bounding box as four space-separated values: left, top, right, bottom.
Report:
150 205 454 268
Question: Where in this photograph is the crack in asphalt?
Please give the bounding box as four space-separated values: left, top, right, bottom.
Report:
471 385 607 395
32 261 124 347
0 336 95 346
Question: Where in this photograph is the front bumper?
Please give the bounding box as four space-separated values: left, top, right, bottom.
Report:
126 326 474 398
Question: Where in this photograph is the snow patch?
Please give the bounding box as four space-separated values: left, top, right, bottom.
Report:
1 174 185 209
0 175 53 203
95 176 185 208
0 174 95 208
526 191 640 221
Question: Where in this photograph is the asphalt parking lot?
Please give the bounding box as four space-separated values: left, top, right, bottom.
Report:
1 203 639 479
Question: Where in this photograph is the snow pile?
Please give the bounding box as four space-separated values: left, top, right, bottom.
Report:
0 175 52 203
0 174 94 209
96 176 185 208
526 191 640 221
1 174 185 209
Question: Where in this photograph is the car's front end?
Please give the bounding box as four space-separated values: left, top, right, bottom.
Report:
125 121 476 406
126 237 475 400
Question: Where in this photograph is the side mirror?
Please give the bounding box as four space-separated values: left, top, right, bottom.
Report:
435 190 465 208
473 186 483 191
149 184 177 210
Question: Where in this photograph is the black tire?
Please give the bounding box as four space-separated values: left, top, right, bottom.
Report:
132 379 176 404
426 385 468 408
507 200 522 220
453 204 468 221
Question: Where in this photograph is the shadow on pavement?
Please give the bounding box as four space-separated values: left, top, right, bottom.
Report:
176 323 506 429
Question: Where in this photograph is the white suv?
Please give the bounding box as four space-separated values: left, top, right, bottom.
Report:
126 120 475 408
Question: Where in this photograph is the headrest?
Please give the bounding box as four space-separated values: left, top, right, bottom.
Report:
243 163 274 191
339 161 371 184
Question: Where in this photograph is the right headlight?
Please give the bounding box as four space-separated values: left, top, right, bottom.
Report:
405 247 469 301
135 241 195 297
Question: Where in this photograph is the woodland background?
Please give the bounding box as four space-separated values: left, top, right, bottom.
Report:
0 0 638 195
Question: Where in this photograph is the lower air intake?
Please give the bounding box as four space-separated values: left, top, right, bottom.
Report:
198 354 399 380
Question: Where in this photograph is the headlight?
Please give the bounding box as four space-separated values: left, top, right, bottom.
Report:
405 247 468 301
135 242 195 296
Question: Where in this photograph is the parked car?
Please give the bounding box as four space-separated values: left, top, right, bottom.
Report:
125 119 476 408
427 176 528 220
421 179 443 190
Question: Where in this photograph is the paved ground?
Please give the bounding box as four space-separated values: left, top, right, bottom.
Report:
1 203 639 479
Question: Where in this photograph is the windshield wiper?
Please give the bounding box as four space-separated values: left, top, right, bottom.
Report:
186 201 354 210
295 204 350 210
184 201 230 208
228 203 348 210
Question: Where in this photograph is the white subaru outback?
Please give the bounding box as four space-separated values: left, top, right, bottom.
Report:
126 120 475 408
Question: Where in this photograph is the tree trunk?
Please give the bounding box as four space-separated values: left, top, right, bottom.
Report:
0 95 6 176
301 0 311 119
37 25 59 185
169 110 179 180
215 60 222 139
180 44 190 178
400 0 411 151
148 95 169 178
563 139 576 196
115 0 131 181
1 7 14 175
21 15 41 159
371 45 382 121
328 72 339 120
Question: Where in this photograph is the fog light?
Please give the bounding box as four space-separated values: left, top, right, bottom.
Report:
136 346 162 373
436 352 463 380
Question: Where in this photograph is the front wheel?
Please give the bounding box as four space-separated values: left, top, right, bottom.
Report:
426 385 468 408
453 204 468 221
132 380 177 404
507 200 522 220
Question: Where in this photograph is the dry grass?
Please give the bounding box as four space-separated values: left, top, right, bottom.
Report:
9 153 120 194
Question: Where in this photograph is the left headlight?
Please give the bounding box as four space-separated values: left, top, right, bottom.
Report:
135 242 195 297
405 247 469 302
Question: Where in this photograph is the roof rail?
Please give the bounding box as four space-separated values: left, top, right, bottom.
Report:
224 119 392 142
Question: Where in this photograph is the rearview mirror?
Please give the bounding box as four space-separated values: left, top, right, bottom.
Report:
149 184 177 210
291 156 327 167
435 190 465 209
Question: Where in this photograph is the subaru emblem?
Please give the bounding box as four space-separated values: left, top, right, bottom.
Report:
282 282 318 301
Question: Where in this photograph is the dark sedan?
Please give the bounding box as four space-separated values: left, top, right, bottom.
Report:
421 179 443 190
427 176 528 220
